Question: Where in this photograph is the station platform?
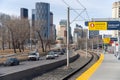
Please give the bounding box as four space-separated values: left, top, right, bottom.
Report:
89 53 120 80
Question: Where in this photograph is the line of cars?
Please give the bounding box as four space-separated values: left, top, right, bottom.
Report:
3 48 66 66
46 49 65 59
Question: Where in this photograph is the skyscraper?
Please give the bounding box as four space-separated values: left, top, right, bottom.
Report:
32 9 36 27
112 1 120 37
35 2 50 39
112 1 120 18
57 19 72 44
49 12 56 42
112 1 120 53
50 12 53 26
20 8 28 19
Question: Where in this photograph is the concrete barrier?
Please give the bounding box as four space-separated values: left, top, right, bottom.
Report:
0 54 79 80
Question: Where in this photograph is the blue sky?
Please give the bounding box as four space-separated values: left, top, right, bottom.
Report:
0 0 118 34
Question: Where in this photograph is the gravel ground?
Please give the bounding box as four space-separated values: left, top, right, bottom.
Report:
68 51 99 80
32 50 92 80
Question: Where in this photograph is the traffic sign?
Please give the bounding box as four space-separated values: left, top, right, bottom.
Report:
107 21 120 30
110 37 118 41
103 38 110 44
88 22 107 30
86 21 120 30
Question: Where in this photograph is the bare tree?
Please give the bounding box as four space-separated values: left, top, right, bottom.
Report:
34 20 51 52
4 16 30 53
0 13 11 50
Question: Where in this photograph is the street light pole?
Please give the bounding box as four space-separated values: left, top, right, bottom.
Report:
92 38 93 51
86 29 88 58
97 35 99 55
67 7 70 68
30 20 32 51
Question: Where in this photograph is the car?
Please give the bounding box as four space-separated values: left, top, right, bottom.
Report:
3 58 20 66
62 48 66 53
54 51 59 57
28 51 40 61
59 50 64 55
46 51 55 59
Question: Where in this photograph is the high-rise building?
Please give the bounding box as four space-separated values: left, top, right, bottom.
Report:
32 9 36 27
112 1 120 53
112 1 120 37
20 8 28 19
35 2 50 40
57 19 72 44
50 12 53 26
73 27 83 43
49 12 56 42
112 1 120 18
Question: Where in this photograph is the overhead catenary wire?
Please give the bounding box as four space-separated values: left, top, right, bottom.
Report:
76 0 90 20
62 0 86 23
76 0 86 9
70 9 86 24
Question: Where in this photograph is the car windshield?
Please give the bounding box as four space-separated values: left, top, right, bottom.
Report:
7 58 16 61
29 53 36 55
48 52 54 55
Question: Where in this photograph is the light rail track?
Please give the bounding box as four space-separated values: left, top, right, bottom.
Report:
62 51 99 80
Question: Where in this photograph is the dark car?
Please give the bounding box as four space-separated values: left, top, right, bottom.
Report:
3 58 20 66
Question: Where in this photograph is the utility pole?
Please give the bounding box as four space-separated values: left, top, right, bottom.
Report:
30 20 32 51
67 7 70 68
97 35 99 55
92 38 93 51
86 29 88 58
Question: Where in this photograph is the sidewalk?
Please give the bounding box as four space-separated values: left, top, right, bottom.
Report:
89 53 120 80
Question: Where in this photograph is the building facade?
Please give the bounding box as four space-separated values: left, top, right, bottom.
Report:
49 12 56 42
112 1 120 18
73 27 83 43
57 19 72 44
32 9 36 27
35 2 50 40
20 8 28 19
112 1 120 53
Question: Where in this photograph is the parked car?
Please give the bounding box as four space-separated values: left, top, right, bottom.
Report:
3 58 20 66
28 51 40 61
46 51 55 59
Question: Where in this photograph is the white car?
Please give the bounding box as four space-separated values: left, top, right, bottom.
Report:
46 51 55 59
28 51 40 61
54 52 59 57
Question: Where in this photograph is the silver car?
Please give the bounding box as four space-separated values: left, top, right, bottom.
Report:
28 51 40 61
46 51 55 59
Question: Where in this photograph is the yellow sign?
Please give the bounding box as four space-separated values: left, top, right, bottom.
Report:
89 22 107 30
103 38 110 44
